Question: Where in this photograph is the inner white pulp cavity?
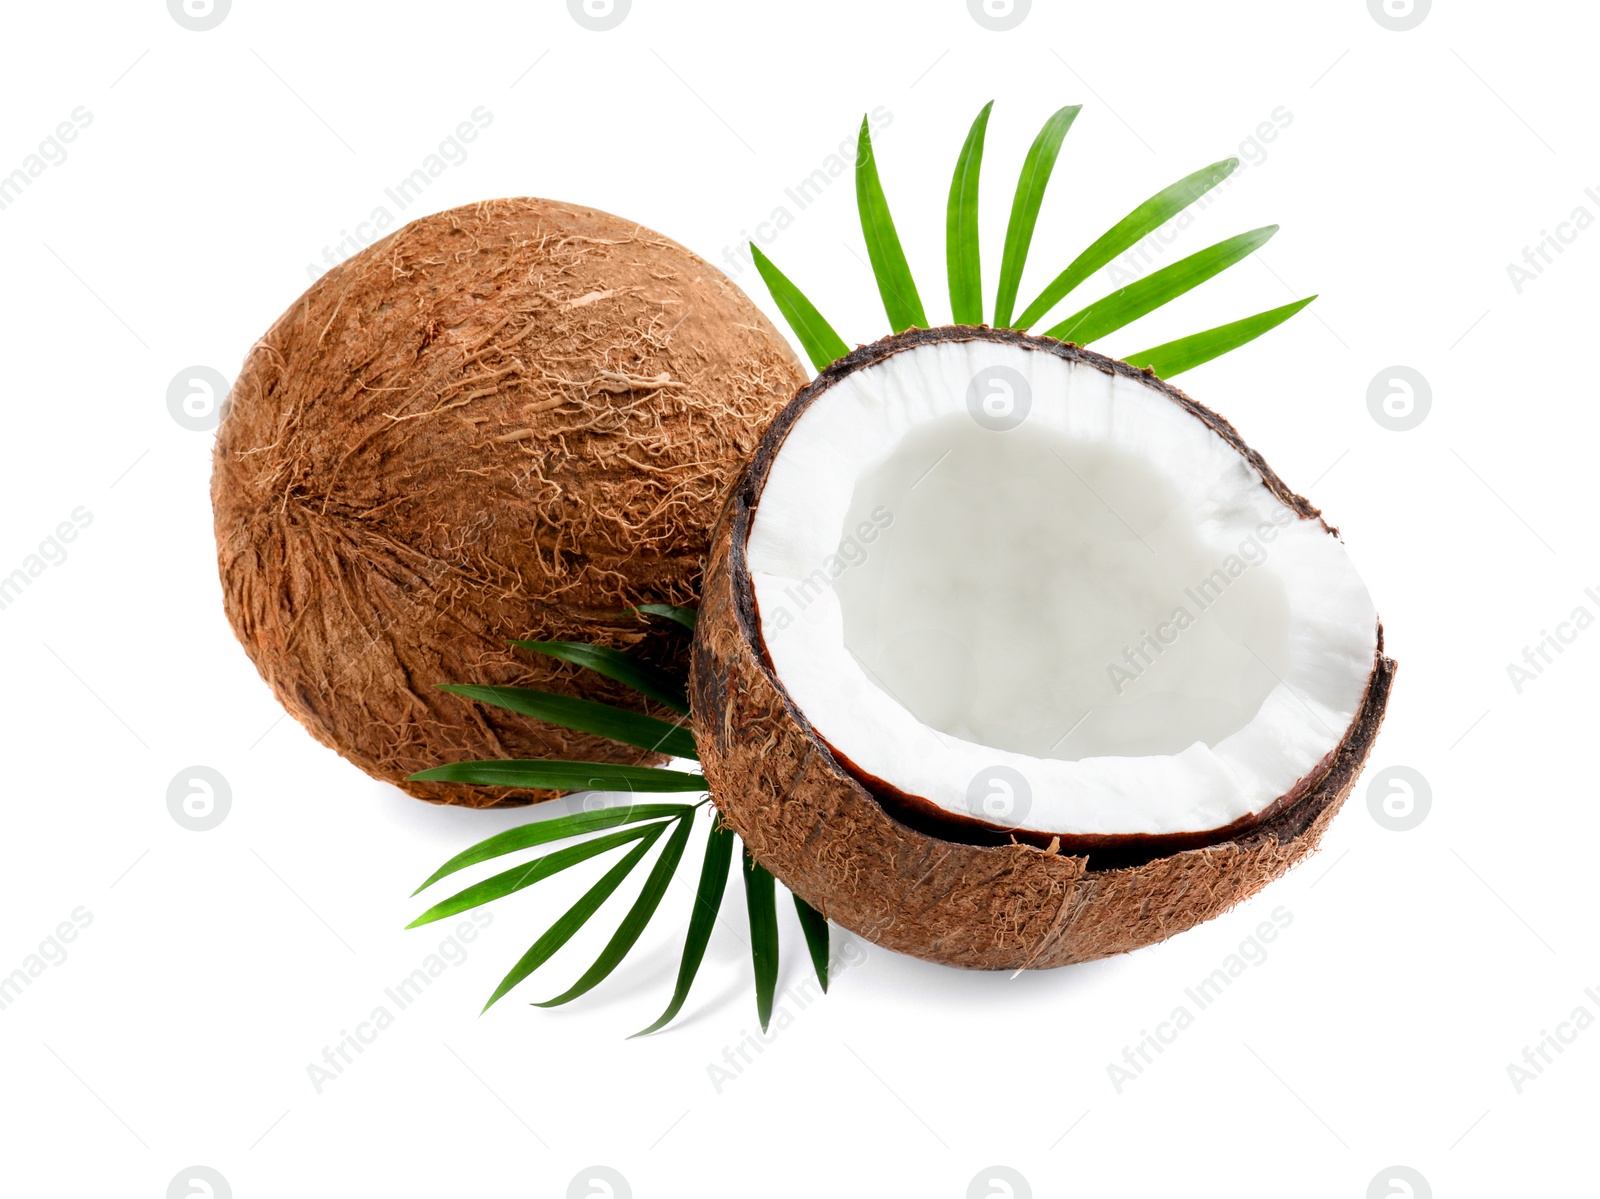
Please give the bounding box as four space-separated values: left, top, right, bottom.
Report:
745 340 1378 840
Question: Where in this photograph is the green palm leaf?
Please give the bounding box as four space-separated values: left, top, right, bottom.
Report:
794 895 830 993
743 852 780 1031
946 100 994 325
411 803 692 894
482 822 668 1011
1123 296 1316 378
993 104 1081 328
438 684 696 760
633 816 737 1037
856 114 927 332
533 813 695 1008
409 759 705 792
628 603 698 632
509 640 689 714
749 244 850 372
1044 225 1278 346
1015 157 1239 329
408 823 662 928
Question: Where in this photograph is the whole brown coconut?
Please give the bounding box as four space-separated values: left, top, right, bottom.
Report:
692 327 1395 970
214 198 807 807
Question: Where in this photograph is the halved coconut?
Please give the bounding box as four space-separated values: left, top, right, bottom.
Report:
693 327 1394 969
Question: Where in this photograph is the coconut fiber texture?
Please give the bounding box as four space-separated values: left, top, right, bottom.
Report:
692 327 1396 970
214 198 807 807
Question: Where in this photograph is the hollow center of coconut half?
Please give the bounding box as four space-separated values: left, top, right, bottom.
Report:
742 329 1381 854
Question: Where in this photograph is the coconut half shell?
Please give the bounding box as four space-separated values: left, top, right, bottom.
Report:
214 199 806 807
692 327 1394 969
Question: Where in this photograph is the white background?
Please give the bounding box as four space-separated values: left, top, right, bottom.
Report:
0 1 1593 1196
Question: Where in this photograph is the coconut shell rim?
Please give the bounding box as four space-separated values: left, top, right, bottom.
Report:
712 323 1394 871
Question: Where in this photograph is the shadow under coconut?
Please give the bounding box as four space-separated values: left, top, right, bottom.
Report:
849 932 1143 1003
385 785 669 843
385 782 1161 1029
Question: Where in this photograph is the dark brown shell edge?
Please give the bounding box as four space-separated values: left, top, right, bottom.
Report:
691 325 1396 970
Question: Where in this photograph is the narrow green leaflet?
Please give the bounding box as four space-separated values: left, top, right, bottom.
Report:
993 104 1082 328
856 115 928 332
482 822 668 1011
1043 225 1278 346
794 895 830 993
1123 296 1316 378
509 640 689 714
533 814 695 1008
1015 157 1239 329
628 603 698 632
743 852 780 1031
946 100 994 326
408 824 661 928
409 759 706 792
633 817 737 1037
438 684 696 760
750 244 850 373
411 803 693 894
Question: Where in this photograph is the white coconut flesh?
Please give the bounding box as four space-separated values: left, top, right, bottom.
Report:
745 339 1379 842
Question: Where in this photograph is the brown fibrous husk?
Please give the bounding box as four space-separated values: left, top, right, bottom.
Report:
213 198 807 807
692 326 1395 970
